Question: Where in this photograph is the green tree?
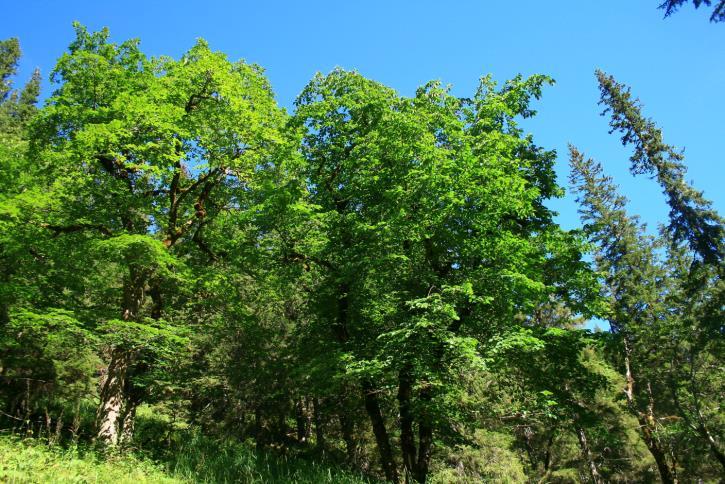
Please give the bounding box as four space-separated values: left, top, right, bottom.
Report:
0 38 56 430
596 70 724 476
596 70 723 267
0 37 41 328
293 69 599 483
23 24 286 447
569 147 681 483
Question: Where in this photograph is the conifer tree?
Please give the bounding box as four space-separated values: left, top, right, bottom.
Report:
659 0 725 22
596 70 723 267
0 38 41 329
569 146 680 483
596 70 724 474
0 38 21 102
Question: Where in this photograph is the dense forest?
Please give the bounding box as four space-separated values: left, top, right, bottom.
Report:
0 14 722 484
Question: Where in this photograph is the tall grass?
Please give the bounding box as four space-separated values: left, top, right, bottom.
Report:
0 433 376 483
167 432 375 483
0 434 176 483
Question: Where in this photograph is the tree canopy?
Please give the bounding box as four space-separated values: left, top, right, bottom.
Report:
1 25 722 483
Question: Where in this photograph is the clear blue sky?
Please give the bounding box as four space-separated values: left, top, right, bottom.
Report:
3 0 724 235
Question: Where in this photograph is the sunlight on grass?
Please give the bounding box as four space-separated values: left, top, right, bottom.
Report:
0 434 375 483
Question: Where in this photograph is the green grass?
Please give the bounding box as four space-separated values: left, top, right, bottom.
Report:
166 432 374 483
0 435 176 483
0 433 375 483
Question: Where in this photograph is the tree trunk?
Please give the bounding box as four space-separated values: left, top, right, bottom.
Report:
575 424 603 484
543 431 555 473
414 387 433 484
0 257 13 328
148 279 163 320
313 397 324 450
398 367 416 483
274 411 287 445
119 398 138 448
334 284 397 482
415 421 433 483
622 340 677 484
254 407 263 451
121 268 145 322
340 410 357 463
639 415 677 484
296 397 312 443
0 302 8 328
671 373 725 473
53 410 64 444
362 380 398 483
96 347 129 447
97 269 143 448
696 422 725 471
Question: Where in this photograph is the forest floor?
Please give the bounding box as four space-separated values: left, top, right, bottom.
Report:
0 434 374 483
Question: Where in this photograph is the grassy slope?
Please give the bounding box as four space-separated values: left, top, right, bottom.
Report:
0 435 374 483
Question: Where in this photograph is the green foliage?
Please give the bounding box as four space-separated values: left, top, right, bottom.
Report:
167 432 376 483
429 430 527 483
0 436 178 483
596 70 723 266
0 24 721 484
0 310 99 434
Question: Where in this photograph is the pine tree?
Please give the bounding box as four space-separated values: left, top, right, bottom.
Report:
569 146 680 483
596 71 724 474
659 0 725 22
0 38 41 329
0 38 21 102
596 70 723 267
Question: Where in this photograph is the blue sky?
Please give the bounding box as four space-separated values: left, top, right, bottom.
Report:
4 0 724 236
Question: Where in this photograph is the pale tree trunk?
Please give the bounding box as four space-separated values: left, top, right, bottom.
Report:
622 338 678 484
96 268 143 447
119 398 138 448
575 424 603 484
96 347 129 447
121 268 145 322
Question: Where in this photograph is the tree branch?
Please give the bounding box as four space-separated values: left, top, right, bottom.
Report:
41 223 113 237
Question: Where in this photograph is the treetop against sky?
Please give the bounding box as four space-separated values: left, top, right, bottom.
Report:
2 0 723 236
